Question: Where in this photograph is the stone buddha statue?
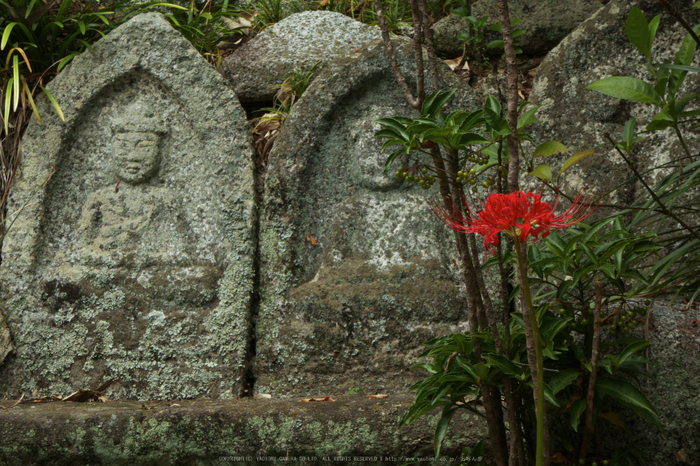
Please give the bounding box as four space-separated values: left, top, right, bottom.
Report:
76 100 195 268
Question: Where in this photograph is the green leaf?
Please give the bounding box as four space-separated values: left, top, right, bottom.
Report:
38 85 65 122
375 117 410 140
517 106 539 129
586 76 664 106
654 63 700 73
57 52 79 72
24 81 42 125
434 404 455 458
483 95 501 116
1 22 19 50
486 39 504 49
668 25 700 98
483 353 522 376
621 118 637 151
654 60 672 97
618 340 653 365
422 90 456 118
12 55 19 111
596 378 662 429
549 368 580 395
530 163 552 182
570 398 586 431
544 383 561 407
533 141 568 158
78 20 86 35
648 14 661 48
3 78 12 134
56 0 72 21
559 150 596 177
626 7 650 60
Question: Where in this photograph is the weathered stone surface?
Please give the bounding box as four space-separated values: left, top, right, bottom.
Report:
432 14 470 58
0 395 491 465
223 11 382 102
0 315 11 367
529 0 700 204
0 13 256 400
470 0 603 55
256 37 482 397
598 302 700 465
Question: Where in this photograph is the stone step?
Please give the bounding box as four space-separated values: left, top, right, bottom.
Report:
0 395 489 465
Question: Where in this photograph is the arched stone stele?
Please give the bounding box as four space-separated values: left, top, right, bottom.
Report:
0 13 256 400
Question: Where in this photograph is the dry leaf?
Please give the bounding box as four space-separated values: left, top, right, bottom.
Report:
673 449 687 463
64 380 113 403
320 0 329 5
599 410 625 427
254 118 281 134
679 328 693 335
444 57 466 71
518 89 526 100
368 394 388 399
254 393 272 399
2 394 24 410
306 234 318 246
549 452 568 464
690 319 699 327
301 396 335 402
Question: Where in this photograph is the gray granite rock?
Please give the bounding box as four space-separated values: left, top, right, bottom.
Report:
471 0 603 55
529 0 700 205
223 10 382 102
431 14 470 58
0 13 256 400
599 302 700 465
255 37 483 397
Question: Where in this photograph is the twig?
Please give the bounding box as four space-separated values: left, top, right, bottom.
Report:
580 282 602 460
408 0 425 104
417 0 440 90
497 0 521 194
373 0 420 109
656 0 700 46
604 133 700 244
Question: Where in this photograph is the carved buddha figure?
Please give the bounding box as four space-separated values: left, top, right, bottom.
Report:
77 100 194 268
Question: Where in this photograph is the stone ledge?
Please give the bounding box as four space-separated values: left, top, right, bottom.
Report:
0 394 489 465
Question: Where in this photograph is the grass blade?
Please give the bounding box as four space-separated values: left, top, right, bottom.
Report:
38 85 65 122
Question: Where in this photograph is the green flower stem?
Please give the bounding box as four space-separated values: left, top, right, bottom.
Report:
514 236 545 466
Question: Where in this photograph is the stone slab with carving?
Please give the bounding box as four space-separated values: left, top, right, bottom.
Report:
0 13 256 400
256 37 483 396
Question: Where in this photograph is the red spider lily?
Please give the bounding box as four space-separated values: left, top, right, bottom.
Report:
432 191 597 252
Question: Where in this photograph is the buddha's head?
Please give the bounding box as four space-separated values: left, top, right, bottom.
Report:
111 101 167 185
